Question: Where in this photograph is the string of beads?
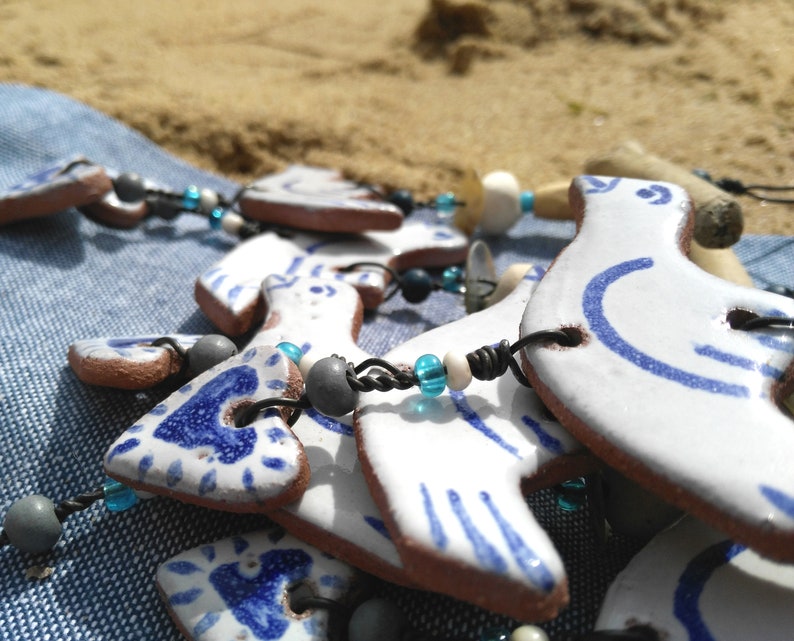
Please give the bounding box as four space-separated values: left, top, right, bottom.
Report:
235 329 575 427
0 478 138 554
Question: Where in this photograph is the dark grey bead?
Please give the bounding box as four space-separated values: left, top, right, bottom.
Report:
113 172 148 202
348 598 407 641
3 495 62 554
147 195 182 220
304 357 359 417
188 335 238 376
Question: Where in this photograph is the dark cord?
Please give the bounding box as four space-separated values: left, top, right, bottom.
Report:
53 487 106 523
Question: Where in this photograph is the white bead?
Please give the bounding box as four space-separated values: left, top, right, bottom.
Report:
298 351 319 380
479 170 522 235
221 211 245 235
199 188 220 213
510 625 550 641
443 350 472 391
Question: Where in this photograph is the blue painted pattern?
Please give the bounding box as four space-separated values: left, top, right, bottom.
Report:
694 344 784 380
636 184 672 205
480 491 554 591
208 548 313 640
448 489 508 574
363 516 392 540
673 539 745 640
420 483 448 550
305 407 354 437
583 258 750 398
581 176 621 194
760 485 794 519
449 391 521 458
520 415 564 455
153 365 260 464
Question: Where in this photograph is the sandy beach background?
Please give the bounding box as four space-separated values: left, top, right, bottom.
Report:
1 0 792 235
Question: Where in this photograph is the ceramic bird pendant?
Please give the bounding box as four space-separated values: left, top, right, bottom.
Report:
521 175 794 563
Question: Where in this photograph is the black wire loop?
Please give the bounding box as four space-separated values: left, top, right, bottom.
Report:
234 396 312 428
714 177 794 204
738 315 794 331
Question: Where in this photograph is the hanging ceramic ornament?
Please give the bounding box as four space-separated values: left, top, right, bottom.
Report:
194 221 469 336
247 274 412 587
104 344 310 512
0 156 112 225
354 267 591 622
520 175 794 563
157 528 365 641
596 516 794 641
68 334 213 389
237 165 404 234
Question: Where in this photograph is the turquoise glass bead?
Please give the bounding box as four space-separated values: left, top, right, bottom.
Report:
182 185 201 210
276 341 303 366
435 191 457 214
520 190 535 213
414 354 446 397
103 478 138 512
555 477 587 512
442 265 464 292
209 207 224 230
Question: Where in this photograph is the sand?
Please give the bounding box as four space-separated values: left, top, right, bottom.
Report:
1 0 793 235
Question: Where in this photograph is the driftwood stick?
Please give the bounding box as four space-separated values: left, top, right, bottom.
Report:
583 140 743 248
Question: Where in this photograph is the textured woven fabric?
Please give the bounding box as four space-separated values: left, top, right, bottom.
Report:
1 83 792 641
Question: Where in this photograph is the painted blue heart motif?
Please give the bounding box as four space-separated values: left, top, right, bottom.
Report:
209 548 313 640
153 365 259 464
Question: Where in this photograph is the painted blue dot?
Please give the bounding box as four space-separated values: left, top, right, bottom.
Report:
262 456 287 470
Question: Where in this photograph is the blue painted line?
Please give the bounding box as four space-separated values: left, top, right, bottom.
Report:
448 489 507 574
480 491 555 591
673 539 745 641
449 391 520 458
420 483 447 550
520 415 564 455
583 258 750 398
694 344 784 379
760 485 794 519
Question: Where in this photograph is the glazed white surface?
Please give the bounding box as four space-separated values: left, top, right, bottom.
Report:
104 345 307 511
248 275 406 579
356 269 582 616
240 164 403 228
2 155 101 198
157 529 361 641
521 176 794 559
597 516 794 641
195 219 468 334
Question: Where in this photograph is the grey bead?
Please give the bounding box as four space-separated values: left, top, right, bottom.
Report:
113 172 147 202
3 495 62 554
188 335 238 377
348 598 407 641
304 357 359 418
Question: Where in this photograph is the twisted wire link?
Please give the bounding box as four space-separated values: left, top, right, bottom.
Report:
466 340 512 381
53 487 105 523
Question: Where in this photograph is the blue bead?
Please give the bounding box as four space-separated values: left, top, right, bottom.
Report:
104 478 138 512
435 191 457 214
276 341 303 365
414 354 446 397
209 207 224 230
182 185 201 210
520 190 535 213
442 266 464 292
555 477 587 512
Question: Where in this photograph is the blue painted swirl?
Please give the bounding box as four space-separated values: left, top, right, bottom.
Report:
583 258 749 398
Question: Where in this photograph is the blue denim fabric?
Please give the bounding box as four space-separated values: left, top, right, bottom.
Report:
0 83 792 640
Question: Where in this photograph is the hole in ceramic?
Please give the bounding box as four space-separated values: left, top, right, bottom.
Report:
726 308 760 330
559 326 585 347
286 580 317 617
